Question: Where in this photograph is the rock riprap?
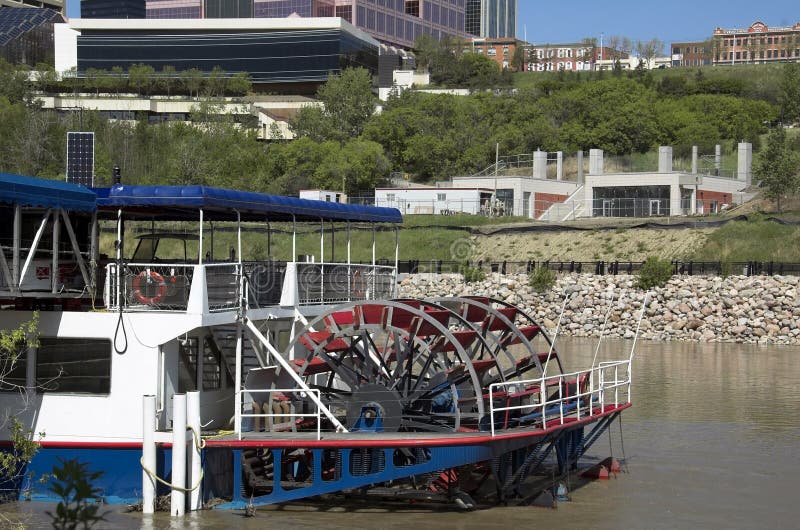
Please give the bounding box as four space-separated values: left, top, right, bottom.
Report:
398 273 800 345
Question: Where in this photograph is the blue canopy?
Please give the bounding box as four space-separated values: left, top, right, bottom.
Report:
0 173 97 212
95 185 402 223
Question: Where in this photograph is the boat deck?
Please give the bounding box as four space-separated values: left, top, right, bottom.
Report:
203 403 630 449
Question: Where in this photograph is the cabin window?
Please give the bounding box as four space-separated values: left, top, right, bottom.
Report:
36 338 111 394
178 337 199 392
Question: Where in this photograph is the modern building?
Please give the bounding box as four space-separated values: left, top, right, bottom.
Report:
55 17 379 93
712 20 800 65
0 1 63 14
466 37 520 69
671 41 711 67
375 187 496 216
0 6 64 66
81 0 146 18
465 0 516 39
145 0 470 49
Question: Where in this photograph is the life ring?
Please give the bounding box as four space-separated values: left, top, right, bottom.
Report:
132 270 167 305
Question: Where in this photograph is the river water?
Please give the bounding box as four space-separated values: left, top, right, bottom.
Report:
6 338 799 529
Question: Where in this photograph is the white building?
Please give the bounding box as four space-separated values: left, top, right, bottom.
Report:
374 187 495 215
299 189 347 203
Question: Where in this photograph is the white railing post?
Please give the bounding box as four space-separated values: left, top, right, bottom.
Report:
187 391 202 512
489 384 496 437
142 395 156 515
171 393 186 517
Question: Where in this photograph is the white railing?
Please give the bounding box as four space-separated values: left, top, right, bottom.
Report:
488 359 631 437
238 388 322 441
204 263 241 312
105 262 195 311
291 262 396 306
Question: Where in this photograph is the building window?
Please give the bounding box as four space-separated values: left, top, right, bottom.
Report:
386 193 396 202
36 338 111 394
503 46 509 55
437 193 446 201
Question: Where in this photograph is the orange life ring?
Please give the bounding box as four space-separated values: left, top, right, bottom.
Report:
132 270 167 305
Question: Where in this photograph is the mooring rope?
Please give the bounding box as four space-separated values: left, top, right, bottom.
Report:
139 427 206 492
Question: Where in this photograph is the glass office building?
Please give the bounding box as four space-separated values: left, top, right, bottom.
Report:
0 6 64 66
146 0 469 49
81 0 146 18
71 18 378 87
465 0 515 38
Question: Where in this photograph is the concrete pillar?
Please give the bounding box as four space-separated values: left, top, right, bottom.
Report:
589 149 604 175
556 151 563 180
691 187 697 215
738 142 752 185
658 146 673 173
533 150 548 179
715 144 722 175
577 151 584 184
691 146 699 174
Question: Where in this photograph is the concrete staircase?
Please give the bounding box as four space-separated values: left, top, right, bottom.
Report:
538 185 586 222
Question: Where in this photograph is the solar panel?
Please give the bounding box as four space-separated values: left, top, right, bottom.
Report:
0 7 65 47
66 132 95 188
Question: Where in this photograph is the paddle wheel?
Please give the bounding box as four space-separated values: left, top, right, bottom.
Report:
225 296 633 507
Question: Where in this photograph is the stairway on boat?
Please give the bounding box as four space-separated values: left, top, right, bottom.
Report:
208 324 268 387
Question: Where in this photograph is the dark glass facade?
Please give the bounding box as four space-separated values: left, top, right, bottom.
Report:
81 0 146 18
592 186 671 218
205 0 253 18
76 27 378 84
465 0 480 36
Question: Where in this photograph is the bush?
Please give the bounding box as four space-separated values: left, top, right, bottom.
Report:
528 266 556 292
460 262 485 283
47 458 106 529
636 256 673 289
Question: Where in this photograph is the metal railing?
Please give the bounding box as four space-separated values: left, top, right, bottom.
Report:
243 261 286 308
238 388 322 441
205 263 240 312
488 359 631 437
106 263 194 311
296 263 396 305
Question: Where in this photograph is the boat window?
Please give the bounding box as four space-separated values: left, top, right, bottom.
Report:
178 337 199 393
36 338 111 394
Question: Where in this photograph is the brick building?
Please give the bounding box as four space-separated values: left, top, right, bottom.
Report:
671 41 711 67
712 20 800 65
466 36 520 70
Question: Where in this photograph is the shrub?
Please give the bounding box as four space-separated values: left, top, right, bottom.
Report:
636 256 673 289
47 458 106 529
528 266 556 292
460 262 485 283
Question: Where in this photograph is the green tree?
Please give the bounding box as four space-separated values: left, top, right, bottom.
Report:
779 63 800 123
226 72 252 96
109 65 126 95
180 68 203 99
158 65 177 96
754 127 800 212
292 67 375 143
128 63 155 95
205 65 227 98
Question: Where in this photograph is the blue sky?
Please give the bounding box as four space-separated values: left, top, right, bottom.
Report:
66 0 798 45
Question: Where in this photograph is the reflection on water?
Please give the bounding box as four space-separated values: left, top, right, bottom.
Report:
4 339 799 529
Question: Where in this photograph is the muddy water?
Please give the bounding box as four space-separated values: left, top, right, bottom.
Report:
6 339 799 529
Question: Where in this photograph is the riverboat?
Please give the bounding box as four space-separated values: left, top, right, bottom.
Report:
0 172 632 512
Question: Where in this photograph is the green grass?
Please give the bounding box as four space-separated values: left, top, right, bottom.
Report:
690 218 800 262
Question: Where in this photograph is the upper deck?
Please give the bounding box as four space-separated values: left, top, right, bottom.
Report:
1 176 402 314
